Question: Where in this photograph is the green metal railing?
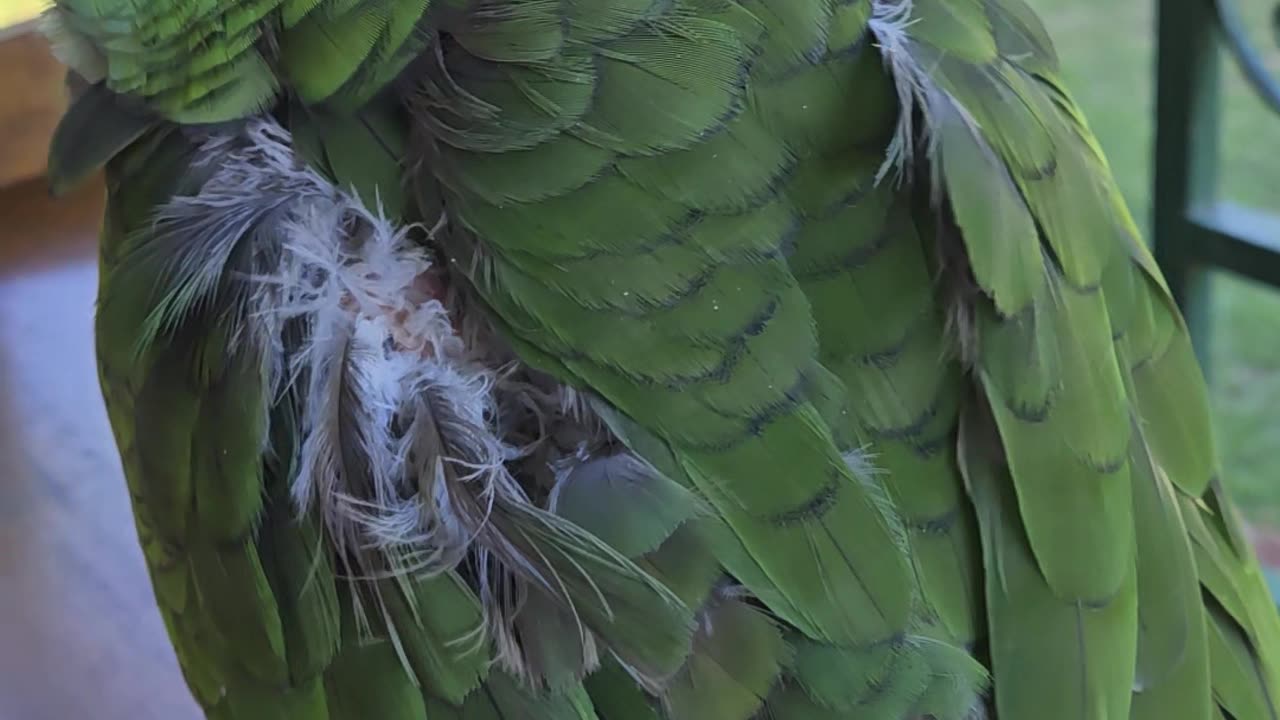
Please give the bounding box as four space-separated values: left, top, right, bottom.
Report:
1155 0 1280 594
1154 0 1280 374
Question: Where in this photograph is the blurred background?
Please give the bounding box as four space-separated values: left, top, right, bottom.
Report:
0 1 1277 718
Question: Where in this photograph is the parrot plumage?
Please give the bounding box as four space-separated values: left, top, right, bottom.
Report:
43 0 1280 718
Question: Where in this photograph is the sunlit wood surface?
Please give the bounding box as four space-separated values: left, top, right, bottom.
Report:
0 178 201 720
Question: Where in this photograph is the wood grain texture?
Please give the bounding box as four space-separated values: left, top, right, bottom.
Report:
0 22 67 189
0 178 200 720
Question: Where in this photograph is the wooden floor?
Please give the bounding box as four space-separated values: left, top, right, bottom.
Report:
0 178 201 720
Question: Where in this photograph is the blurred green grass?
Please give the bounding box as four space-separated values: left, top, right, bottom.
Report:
1026 0 1280 526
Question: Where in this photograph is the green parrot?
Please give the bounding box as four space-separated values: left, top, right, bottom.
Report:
40 0 1280 718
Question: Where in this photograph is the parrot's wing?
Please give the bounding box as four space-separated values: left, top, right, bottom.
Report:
48 0 1280 718
94 127 344 716
415 1 990 716
866 1 1280 718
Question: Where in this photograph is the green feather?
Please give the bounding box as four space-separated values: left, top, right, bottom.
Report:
551 453 707 559
663 600 791 720
323 580 427 720
584 659 662 720
960 403 1138 720
382 574 489 704
46 81 153 196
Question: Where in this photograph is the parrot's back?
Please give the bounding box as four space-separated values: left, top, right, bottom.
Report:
43 0 1280 718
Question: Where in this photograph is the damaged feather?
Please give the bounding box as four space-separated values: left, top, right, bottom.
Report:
141 117 690 689
870 0 983 193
